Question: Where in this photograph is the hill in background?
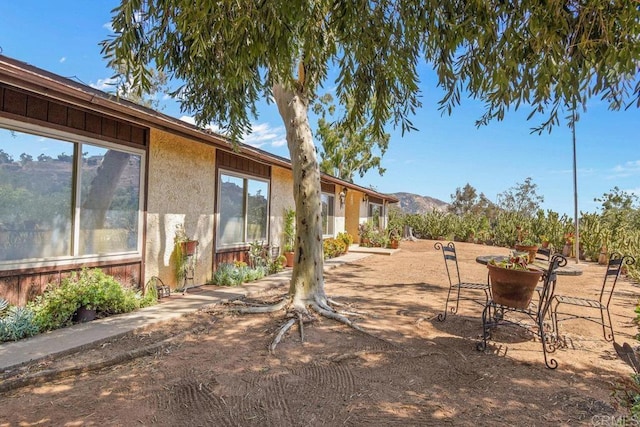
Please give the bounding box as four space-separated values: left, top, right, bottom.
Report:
391 192 449 214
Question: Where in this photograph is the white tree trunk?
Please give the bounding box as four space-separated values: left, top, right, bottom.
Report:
273 84 327 311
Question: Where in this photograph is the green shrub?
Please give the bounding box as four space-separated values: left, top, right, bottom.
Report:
337 232 354 248
211 263 243 286
29 268 153 332
324 238 346 259
30 280 82 331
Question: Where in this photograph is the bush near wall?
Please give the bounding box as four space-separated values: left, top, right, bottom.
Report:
324 238 347 259
0 268 157 342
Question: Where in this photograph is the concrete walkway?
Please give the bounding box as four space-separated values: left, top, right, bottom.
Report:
0 252 373 372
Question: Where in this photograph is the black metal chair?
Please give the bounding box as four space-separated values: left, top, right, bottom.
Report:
477 254 567 369
533 247 553 299
435 241 490 321
535 247 552 263
551 253 636 342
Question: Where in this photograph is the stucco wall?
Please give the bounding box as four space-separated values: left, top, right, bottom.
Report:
146 128 215 288
345 190 363 242
269 166 295 254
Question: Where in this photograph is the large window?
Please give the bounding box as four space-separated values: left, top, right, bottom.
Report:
0 121 144 267
321 193 335 236
217 171 269 247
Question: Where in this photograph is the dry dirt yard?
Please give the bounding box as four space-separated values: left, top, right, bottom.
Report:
1 240 639 426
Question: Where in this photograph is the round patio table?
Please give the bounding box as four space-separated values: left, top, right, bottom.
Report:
475 255 583 276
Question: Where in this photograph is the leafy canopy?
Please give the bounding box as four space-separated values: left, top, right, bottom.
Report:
449 183 496 217
101 1 639 141
497 177 544 216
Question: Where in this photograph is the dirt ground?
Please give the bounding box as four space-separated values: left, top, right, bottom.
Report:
1 240 639 426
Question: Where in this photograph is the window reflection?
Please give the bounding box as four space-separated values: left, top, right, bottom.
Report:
0 126 143 265
218 172 269 247
80 147 141 255
0 130 72 261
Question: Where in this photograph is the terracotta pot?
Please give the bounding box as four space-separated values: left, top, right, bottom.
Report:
390 239 399 249
514 244 538 263
598 246 608 265
487 264 543 309
284 251 295 267
180 240 198 256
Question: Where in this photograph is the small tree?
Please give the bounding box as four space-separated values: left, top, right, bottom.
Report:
312 94 389 182
497 178 544 217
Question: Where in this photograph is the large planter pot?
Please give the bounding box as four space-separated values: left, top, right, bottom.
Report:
180 240 198 256
487 264 543 309
73 306 97 323
284 251 295 267
514 244 538 263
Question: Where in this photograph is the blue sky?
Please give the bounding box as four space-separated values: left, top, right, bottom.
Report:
1 1 638 216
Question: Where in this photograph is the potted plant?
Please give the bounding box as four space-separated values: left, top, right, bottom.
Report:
562 232 574 257
514 238 539 263
358 222 374 247
174 224 198 284
540 235 550 249
283 208 296 267
388 227 401 249
487 255 543 309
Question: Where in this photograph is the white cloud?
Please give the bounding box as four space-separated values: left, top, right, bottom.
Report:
103 22 113 32
610 160 640 178
178 115 219 133
90 77 118 92
178 116 286 148
242 123 286 148
59 57 66 63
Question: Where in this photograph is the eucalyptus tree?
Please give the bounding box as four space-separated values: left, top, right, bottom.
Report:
312 94 390 182
102 0 639 346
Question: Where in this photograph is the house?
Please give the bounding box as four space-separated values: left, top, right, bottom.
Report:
0 55 398 306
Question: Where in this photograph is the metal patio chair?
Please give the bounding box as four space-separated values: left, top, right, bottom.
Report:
435 241 490 321
551 252 636 342
535 247 552 263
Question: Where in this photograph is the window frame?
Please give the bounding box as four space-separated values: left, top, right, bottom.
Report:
0 117 146 271
216 169 270 250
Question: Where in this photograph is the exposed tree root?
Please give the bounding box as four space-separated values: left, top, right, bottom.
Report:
310 302 365 333
215 294 398 353
297 313 305 343
326 298 345 307
229 297 290 314
270 318 296 353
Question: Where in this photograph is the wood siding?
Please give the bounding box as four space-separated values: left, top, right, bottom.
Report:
0 84 147 147
0 261 142 306
216 150 270 178
321 181 336 193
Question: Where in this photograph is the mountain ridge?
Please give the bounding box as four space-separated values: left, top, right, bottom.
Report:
391 192 449 214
